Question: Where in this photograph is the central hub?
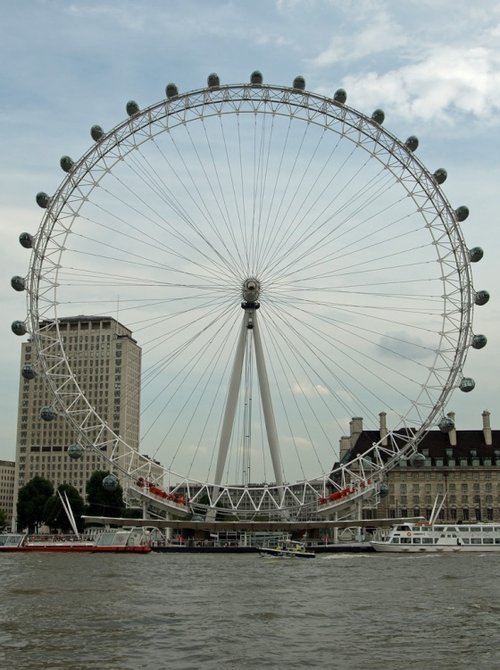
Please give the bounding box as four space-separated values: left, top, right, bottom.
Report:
242 277 260 303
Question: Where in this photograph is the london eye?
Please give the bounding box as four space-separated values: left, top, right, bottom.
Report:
11 72 488 520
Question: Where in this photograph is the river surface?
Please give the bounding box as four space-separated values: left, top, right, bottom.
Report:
0 551 498 669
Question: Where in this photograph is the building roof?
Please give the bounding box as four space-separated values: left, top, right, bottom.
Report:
343 427 500 467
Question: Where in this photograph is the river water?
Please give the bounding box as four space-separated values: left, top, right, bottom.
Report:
0 551 498 669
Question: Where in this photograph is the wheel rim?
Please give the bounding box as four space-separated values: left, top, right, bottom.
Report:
25 82 474 519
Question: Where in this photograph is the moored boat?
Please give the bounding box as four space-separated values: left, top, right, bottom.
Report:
370 521 500 553
0 528 152 553
371 495 500 553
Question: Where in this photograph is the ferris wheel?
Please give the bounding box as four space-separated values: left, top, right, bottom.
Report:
12 72 488 520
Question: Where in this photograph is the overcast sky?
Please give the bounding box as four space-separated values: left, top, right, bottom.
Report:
2 0 499 463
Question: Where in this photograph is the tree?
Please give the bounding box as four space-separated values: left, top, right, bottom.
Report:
17 476 54 533
86 471 125 518
43 484 86 534
0 508 6 530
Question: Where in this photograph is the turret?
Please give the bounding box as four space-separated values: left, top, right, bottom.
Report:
447 411 457 447
379 412 388 446
339 435 351 461
350 417 363 447
482 410 492 447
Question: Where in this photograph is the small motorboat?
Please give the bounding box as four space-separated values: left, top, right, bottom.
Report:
259 541 315 559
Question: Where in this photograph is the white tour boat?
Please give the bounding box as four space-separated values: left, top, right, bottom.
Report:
371 495 500 553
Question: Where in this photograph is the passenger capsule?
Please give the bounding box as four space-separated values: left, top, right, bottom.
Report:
90 125 104 141
475 290 490 306
433 168 447 184
469 247 484 263
60 155 74 172
19 232 33 249
293 76 305 90
405 136 419 152
165 83 178 98
455 206 469 222
10 276 25 292
11 321 27 336
22 364 36 380
126 100 140 116
371 109 385 124
250 70 263 85
472 334 487 349
333 88 347 104
379 483 389 497
67 443 84 460
40 406 57 421
36 192 50 208
411 452 426 467
207 73 220 88
459 377 475 392
103 473 119 491
438 416 455 432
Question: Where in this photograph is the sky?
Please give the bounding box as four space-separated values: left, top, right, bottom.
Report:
1 0 499 468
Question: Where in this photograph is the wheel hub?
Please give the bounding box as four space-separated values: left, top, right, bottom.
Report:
242 277 260 303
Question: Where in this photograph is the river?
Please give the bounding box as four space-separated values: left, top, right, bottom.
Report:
0 551 498 669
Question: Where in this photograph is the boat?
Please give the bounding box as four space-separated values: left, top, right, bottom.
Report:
259 541 315 559
0 491 151 553
371 495 500 553
0 528 152 553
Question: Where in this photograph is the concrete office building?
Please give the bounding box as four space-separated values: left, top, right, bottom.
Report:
0 460 16 525
14 316 141 512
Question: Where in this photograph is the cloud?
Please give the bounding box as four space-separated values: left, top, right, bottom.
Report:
291 382 330 397
341 46 500 124
309 10 407 66
378 331 431 361
2 0 500 468
282 434 314 451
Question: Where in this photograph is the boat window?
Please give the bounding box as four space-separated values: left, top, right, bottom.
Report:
400 537 411 544
390 538 400 544
94 531 129 547
471 538 482 545
412 537 421 544
422 538 434 544
483 538 494 544
0 534 23 546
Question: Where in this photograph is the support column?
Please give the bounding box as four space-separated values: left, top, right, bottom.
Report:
213 314 249 488
252 311 284 487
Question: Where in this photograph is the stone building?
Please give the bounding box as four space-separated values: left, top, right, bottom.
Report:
0 460 15 526
339 411 500 522
14 316 142 517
